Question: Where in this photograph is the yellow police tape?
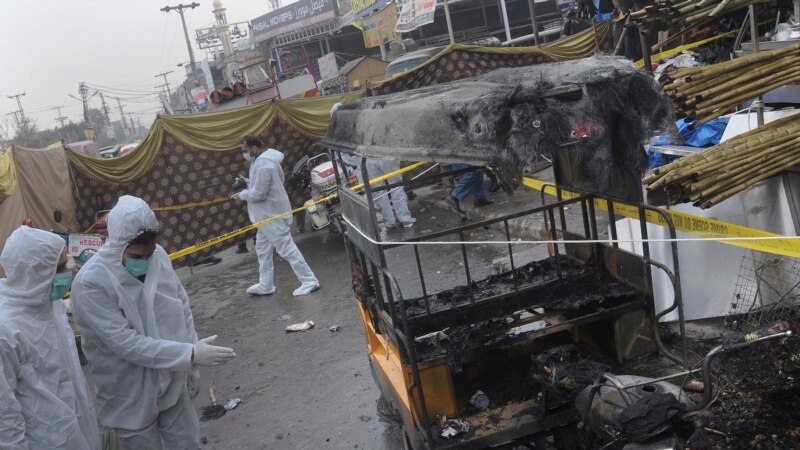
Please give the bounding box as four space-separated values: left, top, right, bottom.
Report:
522 177 800 258
167 162 426 261
152 196 232 212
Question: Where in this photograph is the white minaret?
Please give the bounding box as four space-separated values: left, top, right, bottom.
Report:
213 0 235 57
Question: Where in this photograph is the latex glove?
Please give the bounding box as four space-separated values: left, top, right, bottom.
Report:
192 335 236 366
231 192 242 201
187 366 200 398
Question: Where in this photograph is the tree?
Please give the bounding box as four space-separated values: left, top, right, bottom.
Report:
9 108 116 148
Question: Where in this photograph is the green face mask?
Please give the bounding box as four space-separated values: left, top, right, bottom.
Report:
125 255 151 278
50 272 73 301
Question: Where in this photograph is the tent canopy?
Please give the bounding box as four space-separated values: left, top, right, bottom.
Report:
66 92 363 184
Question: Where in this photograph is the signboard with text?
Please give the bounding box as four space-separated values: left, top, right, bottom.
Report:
352 0 392 17
360 3 399 48
68 234 105 265
191 86 209 111
395 0 435 33
252 0 336 41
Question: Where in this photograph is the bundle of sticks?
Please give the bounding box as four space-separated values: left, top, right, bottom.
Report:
643 114 800 209
630 0 760 33
663 43 800 126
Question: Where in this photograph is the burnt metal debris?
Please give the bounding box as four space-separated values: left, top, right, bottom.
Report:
324 55 673 196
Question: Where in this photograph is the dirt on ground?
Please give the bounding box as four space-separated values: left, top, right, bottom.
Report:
693 334 800 449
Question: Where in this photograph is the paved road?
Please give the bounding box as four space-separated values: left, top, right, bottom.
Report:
182 230 404 450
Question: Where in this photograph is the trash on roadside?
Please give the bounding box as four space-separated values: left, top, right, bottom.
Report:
439 417 470 439
286 320 315 332
224 398 241 411
470 390 490 411
330 325 340 332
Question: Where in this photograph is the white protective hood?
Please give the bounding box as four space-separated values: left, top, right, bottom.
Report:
93 195 163 336
0 226 100 449
0 226 65 306
239 148 293 231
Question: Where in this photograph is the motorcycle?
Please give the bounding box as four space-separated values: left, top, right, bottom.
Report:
574 321 793 450
292 153 358 234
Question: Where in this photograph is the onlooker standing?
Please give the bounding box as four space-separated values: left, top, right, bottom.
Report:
445 164 494 214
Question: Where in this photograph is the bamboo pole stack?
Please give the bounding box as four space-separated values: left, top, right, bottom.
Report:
642 114 800 209
630 0 761 33
663 43 800 126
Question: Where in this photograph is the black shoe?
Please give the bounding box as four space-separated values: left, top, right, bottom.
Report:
406 190 417 201
236 242 248 254
474 198 494 208
445 196 465 214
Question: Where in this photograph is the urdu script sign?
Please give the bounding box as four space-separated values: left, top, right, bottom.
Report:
251 0 336 41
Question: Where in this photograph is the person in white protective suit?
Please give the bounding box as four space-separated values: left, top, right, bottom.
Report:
71 196 236 450
233 135 320 297
364 159 416 231
0 226 101 450
329 103 415 231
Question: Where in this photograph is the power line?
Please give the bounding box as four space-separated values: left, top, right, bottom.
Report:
83 82 160 95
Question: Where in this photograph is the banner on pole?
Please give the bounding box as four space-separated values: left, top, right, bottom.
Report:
359 2 400 48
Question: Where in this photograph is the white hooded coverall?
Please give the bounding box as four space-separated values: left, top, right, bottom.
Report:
0 226 100 450
72 196 200 449
238 148 318 292
365 159 414 228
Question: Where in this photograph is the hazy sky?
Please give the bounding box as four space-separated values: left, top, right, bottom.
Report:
0 1 274 134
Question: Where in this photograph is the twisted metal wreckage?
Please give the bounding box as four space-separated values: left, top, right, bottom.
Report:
326 55 674 200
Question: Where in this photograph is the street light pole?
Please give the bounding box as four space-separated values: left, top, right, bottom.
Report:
443 0 455 44
527 0 540 45
161 3 202 88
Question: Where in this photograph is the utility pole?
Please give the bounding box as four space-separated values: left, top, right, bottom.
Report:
54 106 68 128
156 71 174 104
99 92 112 125
156 83 170 97
7 92 27 126
128 113 135 137
5 111 20 130
160 3 202 88
115 97 129 138
78 83 89 123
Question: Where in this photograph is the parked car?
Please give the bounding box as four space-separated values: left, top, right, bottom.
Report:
384 46 445 79
118 142 140 156
97 145 120 158
384 37 502 79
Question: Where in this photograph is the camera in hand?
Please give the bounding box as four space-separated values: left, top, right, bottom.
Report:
231 176 248 192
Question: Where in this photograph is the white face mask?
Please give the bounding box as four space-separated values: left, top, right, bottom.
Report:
243 152 255 162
